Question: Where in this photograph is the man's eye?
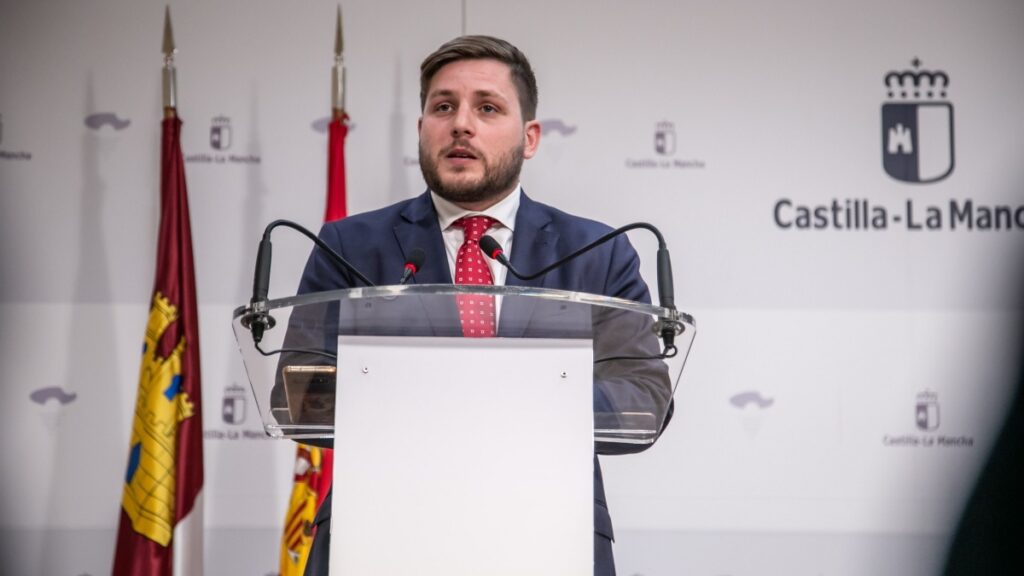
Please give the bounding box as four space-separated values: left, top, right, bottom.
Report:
435 103 453 113
480 104 498 113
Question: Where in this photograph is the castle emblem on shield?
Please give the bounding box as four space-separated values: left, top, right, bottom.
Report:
915 390 940 432
122 293 195 546
222 382 248 425
210 115 232 150
881 59 955 183
654 121 676 156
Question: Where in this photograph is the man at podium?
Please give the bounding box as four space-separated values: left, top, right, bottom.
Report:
295 35 673 576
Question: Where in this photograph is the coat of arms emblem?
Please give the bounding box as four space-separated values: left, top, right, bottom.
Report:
882 59 954 183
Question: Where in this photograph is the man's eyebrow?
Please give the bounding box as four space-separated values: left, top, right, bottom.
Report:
427 89 456 100
471 89 507 101
426 88 509 101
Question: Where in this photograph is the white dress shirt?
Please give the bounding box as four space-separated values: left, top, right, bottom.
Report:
430 185 521 287
431 185 521 328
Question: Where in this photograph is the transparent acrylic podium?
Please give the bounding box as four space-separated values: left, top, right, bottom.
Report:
233 285 695 576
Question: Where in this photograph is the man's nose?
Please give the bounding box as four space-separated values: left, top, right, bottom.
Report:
450 107 474 137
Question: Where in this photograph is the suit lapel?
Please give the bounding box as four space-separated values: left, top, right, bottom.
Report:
500 192 557 338
393 192 459 336
506 192 558 288
393 192 451 284
391 191 560 338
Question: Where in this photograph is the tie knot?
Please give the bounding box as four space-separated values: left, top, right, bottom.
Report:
454 215 497 243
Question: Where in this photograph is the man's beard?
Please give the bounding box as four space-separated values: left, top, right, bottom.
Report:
419 140 524 205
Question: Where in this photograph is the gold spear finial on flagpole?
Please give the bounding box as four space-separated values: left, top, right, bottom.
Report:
162 5 178 117
332 4 346 120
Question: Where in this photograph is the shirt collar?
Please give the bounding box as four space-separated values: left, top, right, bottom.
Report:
431 184 521 232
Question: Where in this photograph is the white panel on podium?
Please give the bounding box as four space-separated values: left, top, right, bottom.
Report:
330 336 594 576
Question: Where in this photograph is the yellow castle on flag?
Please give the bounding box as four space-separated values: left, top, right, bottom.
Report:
121 292 195 546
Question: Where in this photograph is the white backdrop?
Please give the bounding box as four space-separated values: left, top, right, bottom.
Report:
2 0 1023 574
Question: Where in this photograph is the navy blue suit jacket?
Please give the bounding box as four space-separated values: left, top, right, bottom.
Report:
296 190 671 576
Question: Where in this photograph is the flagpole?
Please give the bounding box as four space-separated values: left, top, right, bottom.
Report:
324 3 349 222
112 7 203 575
331 4 345 121
279 8 347 574
162 4 177 119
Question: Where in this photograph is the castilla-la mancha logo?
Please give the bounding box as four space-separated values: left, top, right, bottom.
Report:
210 115 232 150
221 382 248 425
882 59 955 184
654 121 676 156
915 390 940 431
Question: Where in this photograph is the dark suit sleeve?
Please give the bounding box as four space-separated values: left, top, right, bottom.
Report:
592 234 674 456
297 223 358 295
270 223 353 449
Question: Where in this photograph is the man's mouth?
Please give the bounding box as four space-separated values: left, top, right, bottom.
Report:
445 146 478 160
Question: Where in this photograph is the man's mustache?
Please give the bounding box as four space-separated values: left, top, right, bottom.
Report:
440 141 483 159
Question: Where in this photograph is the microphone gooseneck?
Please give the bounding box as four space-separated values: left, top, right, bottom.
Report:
241 219 375 345
479 222 683 351
244 234 276 344
258 220 375 289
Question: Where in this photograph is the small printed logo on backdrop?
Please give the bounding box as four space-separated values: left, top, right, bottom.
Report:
540 118 577 138
729 390 775 438
882 59 954 184
221 382 248 425
915 389 940 431
730 390 774 410
654 121 675 155
29 386 78 432
0 113 33 161
30 386 78 407
84 112 132 132
311 115 357 134
185 114 261 165
210 115 232 150
882 390 974 448
204 382 271 440
625 121 705 170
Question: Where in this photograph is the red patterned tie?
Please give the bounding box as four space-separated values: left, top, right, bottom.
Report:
453 216 497 337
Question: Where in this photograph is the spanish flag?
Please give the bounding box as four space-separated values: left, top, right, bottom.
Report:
279 107 347 576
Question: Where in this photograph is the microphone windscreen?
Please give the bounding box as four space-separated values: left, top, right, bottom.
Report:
479 235 502 259
407 247 426 270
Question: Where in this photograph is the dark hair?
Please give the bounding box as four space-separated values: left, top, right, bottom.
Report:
420 35 538 121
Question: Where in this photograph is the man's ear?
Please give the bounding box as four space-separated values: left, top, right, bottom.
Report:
523 120 541 159
417 116 423 134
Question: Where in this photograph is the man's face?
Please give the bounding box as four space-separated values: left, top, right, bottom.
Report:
418 58 540 209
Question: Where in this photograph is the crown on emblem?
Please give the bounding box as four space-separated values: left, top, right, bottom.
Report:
656 121 675 132
212 114 231 126
916 389 939 402
885 59 949 100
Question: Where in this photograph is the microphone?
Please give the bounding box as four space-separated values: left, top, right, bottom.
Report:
399 248 426 285
240 233 277 344
241 219 375 346
479 223 683 351
479 235 511 270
